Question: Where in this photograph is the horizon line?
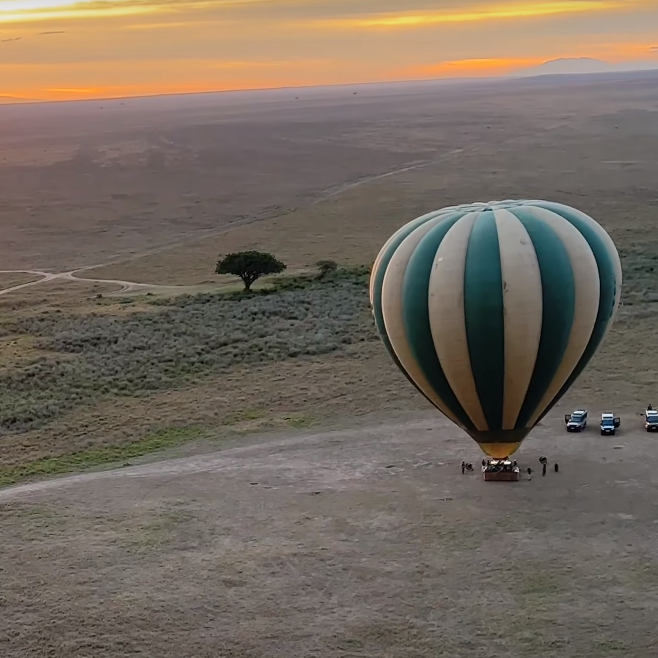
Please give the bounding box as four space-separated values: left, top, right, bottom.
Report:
2 66 658 108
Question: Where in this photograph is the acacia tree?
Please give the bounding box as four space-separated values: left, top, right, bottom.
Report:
215 251 286 291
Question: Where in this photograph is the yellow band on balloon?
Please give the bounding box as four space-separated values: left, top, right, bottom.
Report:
477 442 523 459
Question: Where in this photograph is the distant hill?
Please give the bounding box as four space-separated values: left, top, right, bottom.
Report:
515 57 658 78
525 58 613 75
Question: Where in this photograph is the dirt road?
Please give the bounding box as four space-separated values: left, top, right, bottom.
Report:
0 267 191 297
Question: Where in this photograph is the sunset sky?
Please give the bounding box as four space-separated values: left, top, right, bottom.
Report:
0 0 657 102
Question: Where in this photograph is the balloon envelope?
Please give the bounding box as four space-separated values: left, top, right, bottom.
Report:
370 199 622 458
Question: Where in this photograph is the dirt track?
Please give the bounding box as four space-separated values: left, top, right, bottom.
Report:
0 144 477 299
0 268 189 297
3 412 658 657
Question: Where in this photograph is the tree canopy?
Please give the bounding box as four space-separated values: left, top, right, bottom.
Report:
215 251 286 290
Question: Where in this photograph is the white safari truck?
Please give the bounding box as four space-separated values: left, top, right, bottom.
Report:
564 409 588 432
600 413 621 436
645 408 658 432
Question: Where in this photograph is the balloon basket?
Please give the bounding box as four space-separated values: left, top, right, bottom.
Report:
482 459 520 482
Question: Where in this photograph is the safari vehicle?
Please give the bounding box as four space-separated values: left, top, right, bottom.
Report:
600 413 621 436
482 459 520 482
564 409 588 432
645 408 658 432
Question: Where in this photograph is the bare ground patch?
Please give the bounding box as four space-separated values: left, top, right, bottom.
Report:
2 415 658 657
82 126 658 288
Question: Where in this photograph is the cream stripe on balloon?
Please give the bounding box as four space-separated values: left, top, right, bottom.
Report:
369 209 449 305
428 211 488 431
563 205 623 312
493 209 543 430
370 230 404 305
381 215 461 425
370 226 410 305
537 203 622 311
526 207 601 427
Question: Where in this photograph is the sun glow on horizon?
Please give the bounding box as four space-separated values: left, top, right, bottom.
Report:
409 57 544 77
0 0 656 103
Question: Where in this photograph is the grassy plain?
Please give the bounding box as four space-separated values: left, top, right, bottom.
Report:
0 73 658 656
0 273 41 290
1 73 657 476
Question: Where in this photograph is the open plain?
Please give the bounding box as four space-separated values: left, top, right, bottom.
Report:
2 416 658 658
1 72 658 656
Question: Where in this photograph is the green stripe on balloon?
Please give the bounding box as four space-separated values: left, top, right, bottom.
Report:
531 201 619 422
511 208 576 428
462 210 506 431
371 210 448 405
401 212 474 430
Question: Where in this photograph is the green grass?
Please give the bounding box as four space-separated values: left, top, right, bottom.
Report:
0 409 320 488
0 255 655 487
617 241 658 305
221 409 318 434
0 268 376 436
0 426 206 487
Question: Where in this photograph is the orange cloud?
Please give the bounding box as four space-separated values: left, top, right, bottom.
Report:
46 87 99 93
318 1 625 29
408 58 544 78
124 20 213 31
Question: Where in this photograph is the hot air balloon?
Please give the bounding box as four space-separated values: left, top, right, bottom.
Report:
370 199 622 458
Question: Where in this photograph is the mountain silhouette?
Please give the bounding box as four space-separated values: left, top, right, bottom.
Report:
515 57 658 77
